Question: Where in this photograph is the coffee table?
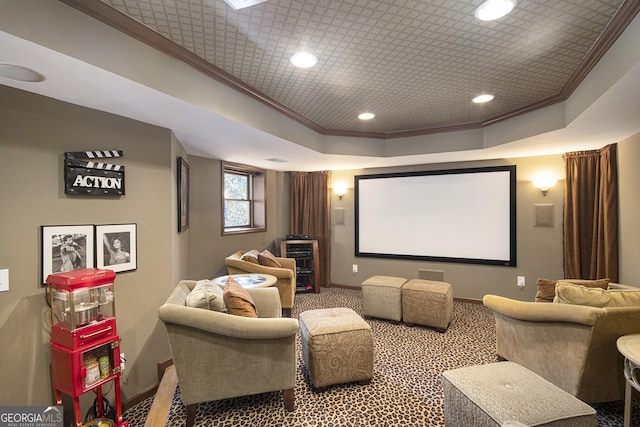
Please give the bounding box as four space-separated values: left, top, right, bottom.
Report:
617 333 640 427
212 273 276 289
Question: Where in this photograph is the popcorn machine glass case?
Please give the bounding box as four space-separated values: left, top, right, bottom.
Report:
49 268 117 348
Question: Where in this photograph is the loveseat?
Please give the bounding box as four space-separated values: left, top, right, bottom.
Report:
159 280 299 426
225 250 296 316
483 281 640 403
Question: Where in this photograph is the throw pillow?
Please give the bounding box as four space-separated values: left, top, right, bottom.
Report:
185 280 227 312
535 278 610 303
258 249 282 268
223 276 258 317
555 281 640 307
240 249 260 264
534 278 558 303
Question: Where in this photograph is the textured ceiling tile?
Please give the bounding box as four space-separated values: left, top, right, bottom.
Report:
99 0 629 134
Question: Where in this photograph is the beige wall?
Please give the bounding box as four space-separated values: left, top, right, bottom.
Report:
0 85 179 407
331 136 640 298
330 156 566 301
0 84 290 411
186 155 289 280
172 134 190 286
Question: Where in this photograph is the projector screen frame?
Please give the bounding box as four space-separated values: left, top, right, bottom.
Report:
354 165 517 267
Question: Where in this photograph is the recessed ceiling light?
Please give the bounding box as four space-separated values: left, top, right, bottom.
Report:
472 94 495 104
290 52 318 69
0 63 45 82
358 112 375 120
475 0 516 21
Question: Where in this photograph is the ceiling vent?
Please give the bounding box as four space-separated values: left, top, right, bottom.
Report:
223 0 268 10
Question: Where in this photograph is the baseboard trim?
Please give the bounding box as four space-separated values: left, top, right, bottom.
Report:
123 386 157 413
122 359 174 413
157 359 174 382
327 283 361 290
454 297 482 304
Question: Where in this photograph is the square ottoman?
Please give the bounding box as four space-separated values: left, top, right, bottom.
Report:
299 307 374 390
361 275 407 322
442 361 597 427
402 279 453 332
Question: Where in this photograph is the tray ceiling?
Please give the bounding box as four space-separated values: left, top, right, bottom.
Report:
66 0 638 138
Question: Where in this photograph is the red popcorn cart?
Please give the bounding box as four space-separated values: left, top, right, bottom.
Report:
47 268 128 427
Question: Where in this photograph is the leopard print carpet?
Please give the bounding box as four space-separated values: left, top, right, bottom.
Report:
124 287 635 426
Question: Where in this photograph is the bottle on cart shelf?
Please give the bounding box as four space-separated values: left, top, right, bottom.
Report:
98 348 110 379
84 355 100 387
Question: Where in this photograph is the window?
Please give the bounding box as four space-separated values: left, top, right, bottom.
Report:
222 162 266 234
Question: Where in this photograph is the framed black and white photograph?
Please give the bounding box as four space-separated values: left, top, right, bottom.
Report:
41 224 94 284
96 223 137 273
178 156 190 232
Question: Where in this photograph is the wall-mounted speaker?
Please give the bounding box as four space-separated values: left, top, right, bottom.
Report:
534 203 554 227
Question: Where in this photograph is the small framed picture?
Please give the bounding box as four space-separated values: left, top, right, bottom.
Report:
41 224 95 285
96 223 137 273
178 156 190 232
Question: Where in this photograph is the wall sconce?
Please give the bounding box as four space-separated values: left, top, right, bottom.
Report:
532 173 557 196
333 182 348 200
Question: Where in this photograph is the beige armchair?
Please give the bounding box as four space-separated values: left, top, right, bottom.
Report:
159 280 299 427
225 250 296 316
483 294 640 403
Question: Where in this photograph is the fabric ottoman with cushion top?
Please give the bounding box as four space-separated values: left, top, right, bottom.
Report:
361 275 408 322
299 307 374 390
402 279 453 332
442 362 597 427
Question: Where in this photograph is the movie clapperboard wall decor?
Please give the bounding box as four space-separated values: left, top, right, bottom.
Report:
64 150 125 196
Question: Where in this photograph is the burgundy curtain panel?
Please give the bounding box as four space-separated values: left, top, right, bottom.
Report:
288 171 331 288
563 144 618 281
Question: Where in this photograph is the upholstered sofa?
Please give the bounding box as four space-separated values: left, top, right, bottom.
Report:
483 281 640 403
159 280 299 427
225 250 296 315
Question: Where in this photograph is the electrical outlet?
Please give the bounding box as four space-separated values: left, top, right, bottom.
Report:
0 269 8 292
352 264 358 273
120 352 126 372
517 276 525 288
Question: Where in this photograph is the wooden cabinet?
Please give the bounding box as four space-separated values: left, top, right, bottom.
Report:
281 239 320 293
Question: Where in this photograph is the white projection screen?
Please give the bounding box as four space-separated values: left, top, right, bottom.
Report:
355 165 516 266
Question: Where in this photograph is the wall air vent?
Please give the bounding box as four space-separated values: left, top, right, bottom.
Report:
419 269 444 282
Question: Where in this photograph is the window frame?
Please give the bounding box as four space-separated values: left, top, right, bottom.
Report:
221 162 266 235
224 171 252 228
